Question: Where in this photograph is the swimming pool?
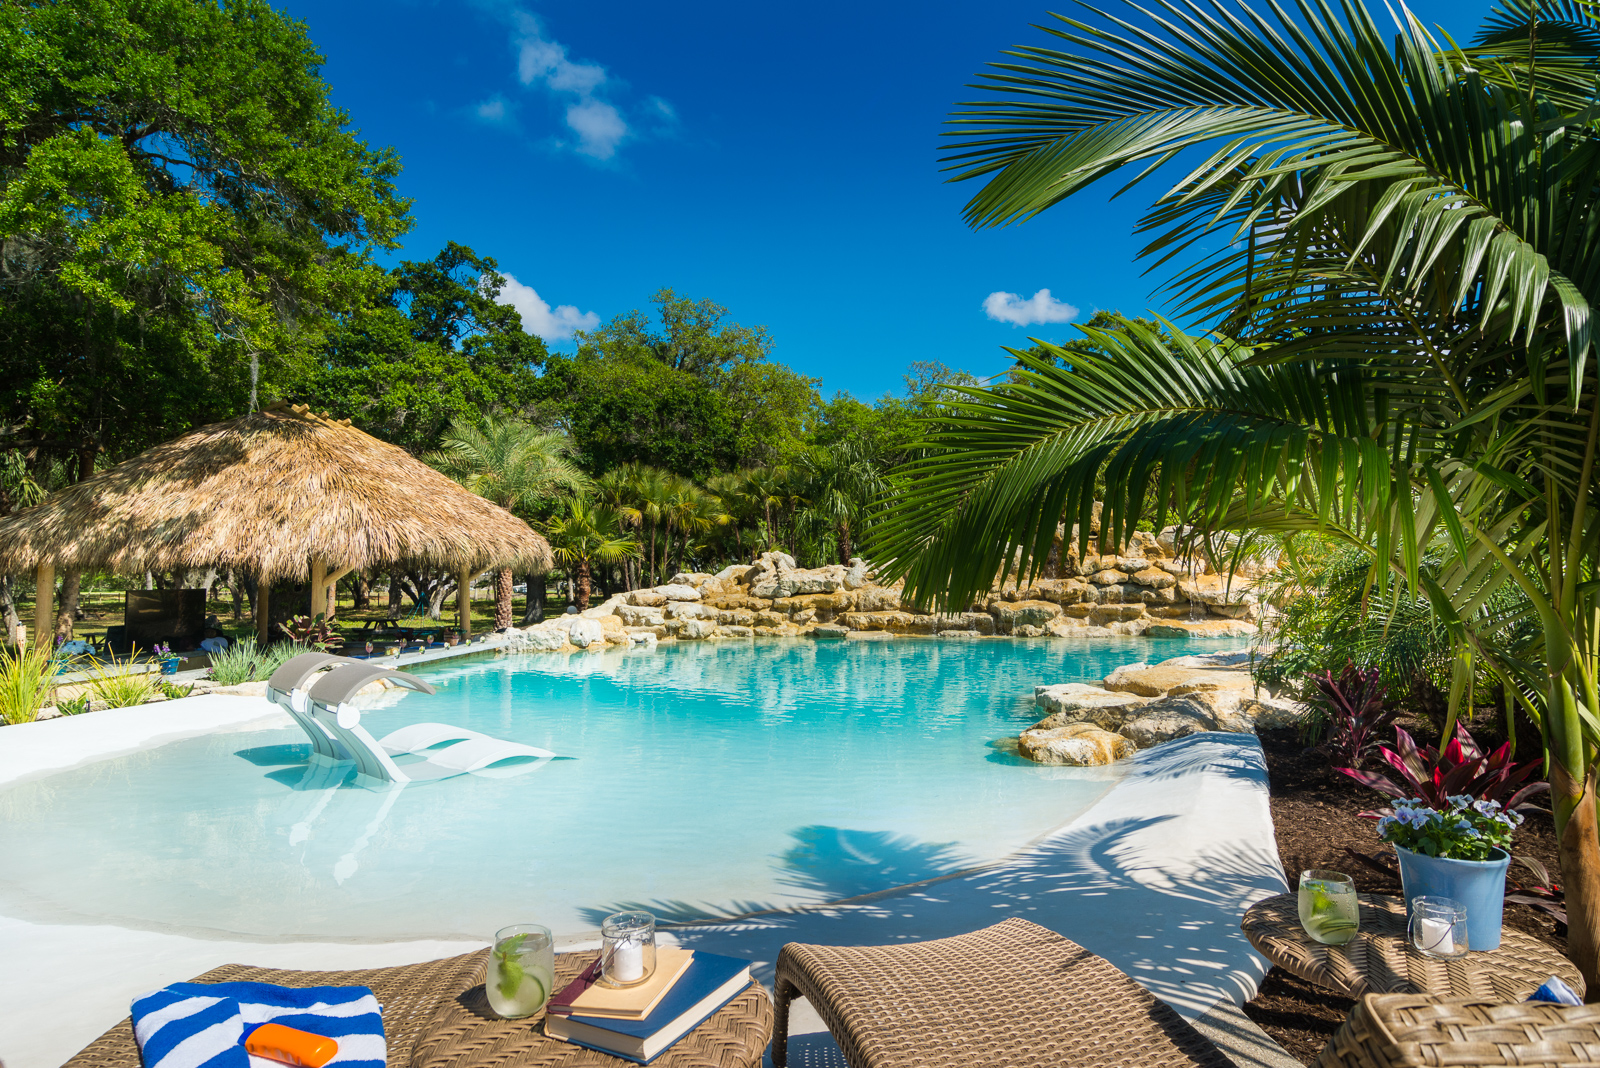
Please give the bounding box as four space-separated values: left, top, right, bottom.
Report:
0 636 1242 941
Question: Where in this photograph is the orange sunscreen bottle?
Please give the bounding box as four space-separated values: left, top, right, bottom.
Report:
243 1024 338 1068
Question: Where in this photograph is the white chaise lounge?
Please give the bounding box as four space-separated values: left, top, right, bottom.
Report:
265 652 559 784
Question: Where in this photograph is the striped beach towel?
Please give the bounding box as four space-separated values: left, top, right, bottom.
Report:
132 982 385 1068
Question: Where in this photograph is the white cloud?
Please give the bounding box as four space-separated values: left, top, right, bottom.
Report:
983 288 1080 327
475 97 509 123
510 13 641 160
495 273 600 342
564 100 628 160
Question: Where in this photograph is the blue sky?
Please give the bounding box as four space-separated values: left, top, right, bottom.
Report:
278 0 1478 400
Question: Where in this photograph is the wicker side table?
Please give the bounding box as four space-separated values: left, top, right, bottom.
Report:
411 950 773 1068
1241 892 1583 1001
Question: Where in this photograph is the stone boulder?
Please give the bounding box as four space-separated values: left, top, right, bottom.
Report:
713 625 754 638
666 601 718 621
1103 662 1241 697
617 604 666 627
1239 696 1305 731
669 572 717 588
1032 683 1150 731
1130 567 1176 589
991 600 1063 634
630 591 667 607
580 595 629 619
1019 722 1136 766
1144 619 1257 639
1117 694 1221 747
675 618 715 640
810 624 849 640
567 618 607 648
513 623 574 652
654 584 703 602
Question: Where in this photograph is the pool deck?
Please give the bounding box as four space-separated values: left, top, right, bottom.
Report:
0 690 1292 1068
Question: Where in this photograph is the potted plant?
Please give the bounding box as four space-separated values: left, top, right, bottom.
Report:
154 643 182 675
1376 797 1521 950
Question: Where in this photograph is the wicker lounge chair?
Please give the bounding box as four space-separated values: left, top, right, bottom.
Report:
1314 992 1600 1068
771 917 1232 1068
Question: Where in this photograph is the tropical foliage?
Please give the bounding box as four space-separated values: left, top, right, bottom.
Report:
547 501 642 610
873 0 1600 986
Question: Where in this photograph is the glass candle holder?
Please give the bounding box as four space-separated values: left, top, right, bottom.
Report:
601 910 657 988
1298 870 1359 945
1409 896 1469 958
486 923 555 1019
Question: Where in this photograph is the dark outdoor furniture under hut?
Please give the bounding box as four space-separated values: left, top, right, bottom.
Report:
0 403 552 646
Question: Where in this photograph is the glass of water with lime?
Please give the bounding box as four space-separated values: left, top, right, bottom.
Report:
487 923 556 1018
1298 870 1359 945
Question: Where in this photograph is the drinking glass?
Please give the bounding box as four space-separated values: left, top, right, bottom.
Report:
487 923 556 1018
600 910 657 988
1409 896 1468 958
1298 870 1359 945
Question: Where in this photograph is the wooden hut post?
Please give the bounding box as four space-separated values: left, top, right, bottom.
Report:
309 557 327 621
33 562 54 647
256 578 271 646
458 567 473 639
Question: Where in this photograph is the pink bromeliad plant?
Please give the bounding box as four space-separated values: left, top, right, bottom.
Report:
1337 725 1549 813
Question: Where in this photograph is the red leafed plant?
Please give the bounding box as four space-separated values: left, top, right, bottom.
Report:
1309 662 1400 767
1337 723 1549 811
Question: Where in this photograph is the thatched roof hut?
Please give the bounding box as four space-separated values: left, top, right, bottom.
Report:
0 403 552 642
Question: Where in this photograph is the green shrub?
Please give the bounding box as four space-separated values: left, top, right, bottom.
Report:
85 655 156 708
159 681 194 700
207 639 303 685
0 644 59 725
57 694 92 716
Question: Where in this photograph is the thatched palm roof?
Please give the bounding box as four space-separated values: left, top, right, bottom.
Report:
0 404 553 579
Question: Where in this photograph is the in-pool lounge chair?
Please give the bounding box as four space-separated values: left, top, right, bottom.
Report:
265 652 559 784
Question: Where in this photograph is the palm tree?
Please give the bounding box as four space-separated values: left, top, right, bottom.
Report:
427 416 589 629
662 480 724 579
875 0 1600 986
595 465 646 589
547 500 642 610
802 440 889 565
628 466 677 587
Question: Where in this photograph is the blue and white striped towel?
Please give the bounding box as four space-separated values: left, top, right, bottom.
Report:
131 982 385 1068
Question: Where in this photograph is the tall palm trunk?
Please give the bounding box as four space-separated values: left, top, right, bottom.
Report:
53 571 81 642
523 573 546 624
1554 761 1600 999
836 521 852 566
575 559 592 610
494 567 513 630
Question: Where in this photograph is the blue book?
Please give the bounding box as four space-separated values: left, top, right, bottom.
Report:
543 952 753 1064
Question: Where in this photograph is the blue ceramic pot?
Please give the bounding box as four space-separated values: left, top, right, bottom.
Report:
1394 844 1511 951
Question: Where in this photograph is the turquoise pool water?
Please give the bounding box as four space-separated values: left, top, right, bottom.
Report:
0 636 1241 940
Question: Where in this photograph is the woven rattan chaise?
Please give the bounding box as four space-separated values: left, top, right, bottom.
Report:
771 917 1232 1068
62 948 774 1068
1313 992 1600 1068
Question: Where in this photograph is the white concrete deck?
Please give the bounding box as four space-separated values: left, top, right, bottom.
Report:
0 692 1288 1068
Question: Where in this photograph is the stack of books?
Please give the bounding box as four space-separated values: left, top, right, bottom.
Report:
544 947 752 1064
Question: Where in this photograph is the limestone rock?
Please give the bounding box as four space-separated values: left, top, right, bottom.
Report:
617 604 666 627
810 624 849 639
791 609 817 625
676 618 715 640
513 624 574 652
1033 683 1150 730
714 563 756 586
630 591 667 607
1131 567 1176 590
654 584 703 602
1209 602 1260 621
713 625 755 638
753 610 789 629
991 599 1063 634
937 611 996 635
1019 722 1136 766
1118 557 1152 573
666 601 718 621
1089 604 1146 626
854 586 905 612
581 595 629 619
717 608 756 627
1239 696 1305 731
843 558 872 589
669 572 717 588
1090 569 1129 586
625 625 666 641
567 618 606 648
1118 696 1220 747
1144 619 1258 639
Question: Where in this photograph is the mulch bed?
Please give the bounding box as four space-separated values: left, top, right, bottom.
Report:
1241 726 1566 1064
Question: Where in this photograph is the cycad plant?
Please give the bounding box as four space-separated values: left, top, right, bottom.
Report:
428 416 588 629
873 0 1600 986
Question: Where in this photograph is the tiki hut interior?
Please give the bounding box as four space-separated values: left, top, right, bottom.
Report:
0 403 553 644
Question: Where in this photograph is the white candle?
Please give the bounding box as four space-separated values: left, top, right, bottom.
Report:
1418 917 1454 955
611 937 644 983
